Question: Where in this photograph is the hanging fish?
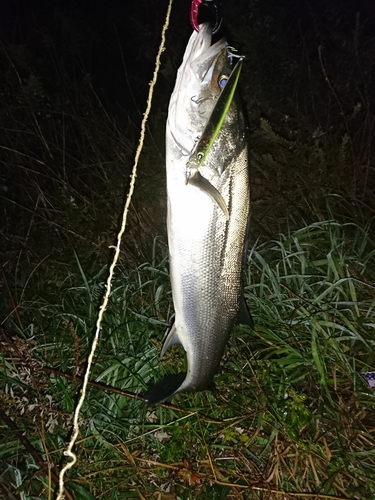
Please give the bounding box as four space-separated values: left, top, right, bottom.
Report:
144 23 252 405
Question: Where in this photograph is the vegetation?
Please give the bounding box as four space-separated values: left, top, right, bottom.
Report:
1 1 375 499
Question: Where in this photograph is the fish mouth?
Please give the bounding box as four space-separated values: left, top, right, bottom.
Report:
181 23 226 71
167 23 228 154
188 24 228 84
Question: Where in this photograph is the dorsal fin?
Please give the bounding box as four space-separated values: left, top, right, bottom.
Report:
236 296 254 329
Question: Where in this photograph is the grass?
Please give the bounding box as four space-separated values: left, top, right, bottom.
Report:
1 212 375 499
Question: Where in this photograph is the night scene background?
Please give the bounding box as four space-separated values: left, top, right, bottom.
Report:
1 0 375 498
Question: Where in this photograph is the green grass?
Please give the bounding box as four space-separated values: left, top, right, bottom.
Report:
1 214 375 499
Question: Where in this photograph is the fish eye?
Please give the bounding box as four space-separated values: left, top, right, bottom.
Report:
196 152 204 161
219 75 228 89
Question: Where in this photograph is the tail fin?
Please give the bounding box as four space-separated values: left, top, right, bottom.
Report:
143 372 186 405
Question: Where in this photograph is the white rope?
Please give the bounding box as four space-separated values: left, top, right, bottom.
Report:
56 1 174 497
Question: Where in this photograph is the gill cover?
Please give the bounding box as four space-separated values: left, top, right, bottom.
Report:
187 54 244 216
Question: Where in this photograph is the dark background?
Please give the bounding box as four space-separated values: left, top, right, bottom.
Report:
2 0 375 128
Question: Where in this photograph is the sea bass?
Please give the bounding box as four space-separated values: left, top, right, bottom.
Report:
144 23 251 405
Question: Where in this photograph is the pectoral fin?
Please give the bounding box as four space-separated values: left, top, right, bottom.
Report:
188 170 229 220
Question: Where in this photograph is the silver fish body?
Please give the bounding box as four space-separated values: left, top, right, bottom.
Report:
144 24 251 405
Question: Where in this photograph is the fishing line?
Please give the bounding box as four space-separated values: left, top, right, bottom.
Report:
56 1 174 497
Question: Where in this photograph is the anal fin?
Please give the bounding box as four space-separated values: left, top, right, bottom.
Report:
161 324 180 358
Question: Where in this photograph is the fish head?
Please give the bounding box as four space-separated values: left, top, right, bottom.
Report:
167 23 235 155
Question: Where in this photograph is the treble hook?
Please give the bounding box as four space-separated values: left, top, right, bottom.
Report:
190 0 222 35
